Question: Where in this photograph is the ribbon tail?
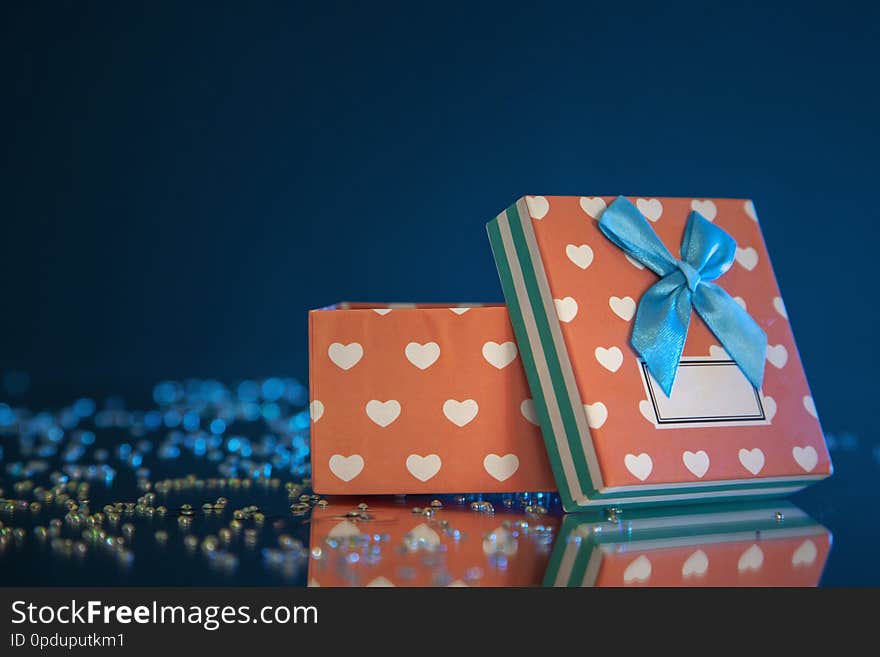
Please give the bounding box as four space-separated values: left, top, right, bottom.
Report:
693 282 768 389
631 272 692 397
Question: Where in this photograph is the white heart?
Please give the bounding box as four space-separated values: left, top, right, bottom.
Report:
579 196 607 219
447 580 469 587
638 400 656 424
803 396 817 419
328 454 365 482
609 296 636 321
738 448 765 475
365 400 401 427
624 453 653 481
763 395 777 422
766 344 788 369
773 296 788 319
520 399 539 425
735 247 759 271
709 344 729 359
408 523 441 548
526 195 550 219
636 198 663 222
554 297 578 323
623 555 652 583
625 254 645 270
691 199 717 221
733 296 747 310
595 346 623 372
328 342 364 370
682 550 709 578
483 527 518 556
483 453 520 482
450 307 471 315
366 576 395 587
328 520 363 539
373 308 392 316
682 450 710 478
405 341 441 370
792 539 818 566
737 544 764 572
308 579 320 587
482 341 518 369
792 445 818 472
406 454 441 482
583 402 608 429
443 399 479 427
744 200 758 222
309 400 324 422
565 244 594 269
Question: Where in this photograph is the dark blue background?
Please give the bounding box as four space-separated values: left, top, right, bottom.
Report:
2 2 877 438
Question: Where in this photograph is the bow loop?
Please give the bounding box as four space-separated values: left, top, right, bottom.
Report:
598 196 767 396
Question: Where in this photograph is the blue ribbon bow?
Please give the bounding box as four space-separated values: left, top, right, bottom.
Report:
598 196 767 396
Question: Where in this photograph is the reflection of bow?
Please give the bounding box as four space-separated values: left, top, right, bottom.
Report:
598 196 767 396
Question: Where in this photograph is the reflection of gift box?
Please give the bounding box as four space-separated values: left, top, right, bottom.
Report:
307 498 559 587
545 501 831 587
309 304 556 494
488 196 832 511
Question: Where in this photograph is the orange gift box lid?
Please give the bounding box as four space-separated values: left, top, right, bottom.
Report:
487 196 832 511
308 303 556 494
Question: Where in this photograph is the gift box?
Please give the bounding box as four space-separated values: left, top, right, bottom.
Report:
488 196 832 511
545 501 831 587
307 498 559 586
309 303 557 494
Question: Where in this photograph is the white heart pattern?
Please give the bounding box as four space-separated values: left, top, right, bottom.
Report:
309 400 324 422
792 445 818 472
709 344 729 359
762 395 777 422
625 254 645 270
408 523 441 548
623 555 652 584
365 400 401 427
450 307 471 315
583 402 608 429
405 341 440 370
443 399 479 427
565 244 594 269
766 344 788 369
683 450 710 478
682 550 709 578
595 346 623 372
366 577 395 587
328 520 363 540
579 196 607 219
526 195 550 219
624 453 653 481
738 448 765 475
636 198 663 222
773 296 788 319
483 454 520 482
803 396 817 419
733 296 747 310
638 400 656 424
483 527 518 557
405 454 441 481
520 399 539 425
482 341 518 369
691 199 717 221
609 296 636 321
744 200 758 222
791 539 818 566
372 308 392 316
328 342 364 370
735 246 759 271
328 454 365 482
737 544 764 572
554 297 578 323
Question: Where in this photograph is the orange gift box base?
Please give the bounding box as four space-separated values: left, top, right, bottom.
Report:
308 303 557 495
